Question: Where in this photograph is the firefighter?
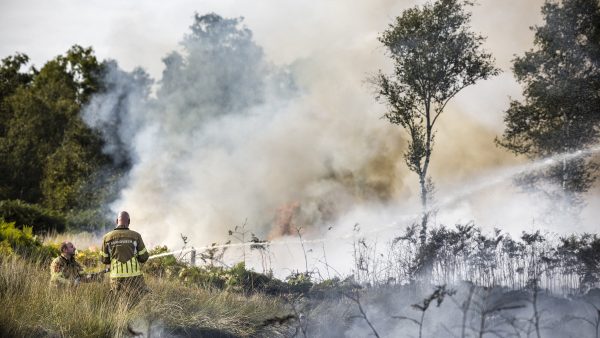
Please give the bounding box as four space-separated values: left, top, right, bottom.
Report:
100 211 150 304
50 241 95 287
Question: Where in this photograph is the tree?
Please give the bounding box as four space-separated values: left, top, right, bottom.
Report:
497 0 600 209
0 46 113 212
393 285 455 338
157 13 269 124
0 54 35 199
0 53 34 130
374 0 499 245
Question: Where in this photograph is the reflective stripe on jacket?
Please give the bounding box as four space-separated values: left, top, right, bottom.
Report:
101 227 149 278
110 257 142 277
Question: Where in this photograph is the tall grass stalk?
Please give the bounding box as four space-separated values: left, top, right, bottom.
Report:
0 255 287 337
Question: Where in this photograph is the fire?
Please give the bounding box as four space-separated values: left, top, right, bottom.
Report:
268 201 301 239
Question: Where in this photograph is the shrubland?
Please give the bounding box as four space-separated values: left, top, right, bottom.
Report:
4 217 600 337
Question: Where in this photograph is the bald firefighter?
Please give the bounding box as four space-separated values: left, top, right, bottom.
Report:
100 211 150 302
50 241 99 287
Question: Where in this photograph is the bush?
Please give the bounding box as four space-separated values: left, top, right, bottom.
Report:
144 247 294 295
75 247 104 271
0 240 13 256
285 271 314 294
0 219 59 260
309 277 357 299
143 245 188 279
0 199 66 233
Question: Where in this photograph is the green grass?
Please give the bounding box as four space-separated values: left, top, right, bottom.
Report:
0 254 289 337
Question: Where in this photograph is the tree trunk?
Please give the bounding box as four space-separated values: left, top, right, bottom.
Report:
533 281 541 338
419 173 429 247
462 285 476 338
419 100 433 247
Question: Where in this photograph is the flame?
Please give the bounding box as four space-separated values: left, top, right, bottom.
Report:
268 201 301 239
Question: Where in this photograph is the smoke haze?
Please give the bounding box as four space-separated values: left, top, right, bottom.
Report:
75 0 600 251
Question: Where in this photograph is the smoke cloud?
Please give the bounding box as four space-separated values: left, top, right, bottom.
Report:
79 0 599 260
83 13 408 248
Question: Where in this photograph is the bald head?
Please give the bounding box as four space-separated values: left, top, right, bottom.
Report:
60 241 74 253
117 211 130 228
60 241 75 258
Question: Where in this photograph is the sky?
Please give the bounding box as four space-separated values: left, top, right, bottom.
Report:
4 0 596 259
1 0 543 93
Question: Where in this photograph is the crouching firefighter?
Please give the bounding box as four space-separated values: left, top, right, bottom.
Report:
50 241 107 287
100 211 150 306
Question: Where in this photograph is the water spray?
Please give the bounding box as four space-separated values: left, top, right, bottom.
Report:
431 145 600 212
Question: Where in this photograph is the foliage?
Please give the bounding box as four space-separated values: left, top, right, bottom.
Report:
0 219 59 260
559 234 600 287
0 46 127 221
374 0 499 244
0 53 34 132
285 271 314 294
0 199 66 233
353 222 600 293
0 46 104 206
157 13 270 122
0 54 35 200
309 276 357 300
143 245 356 299
143 245 189 279
146 252 294 296
75 247 105 271
497 0 600 206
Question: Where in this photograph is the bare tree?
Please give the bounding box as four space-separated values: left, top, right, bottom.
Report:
374 0 499 246
394 285 455 338
449 282 477 338
345 288 381 338
564 301 600 338
470 287 525 338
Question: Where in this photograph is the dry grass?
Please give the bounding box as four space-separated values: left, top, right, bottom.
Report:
144 278 289 336
0 254 132 337
0 254 289 337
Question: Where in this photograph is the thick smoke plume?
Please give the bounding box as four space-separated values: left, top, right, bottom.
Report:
84 13 407 248
81 0 600 256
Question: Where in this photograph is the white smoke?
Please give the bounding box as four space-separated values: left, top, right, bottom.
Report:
83 13 406 249
79 1 600 276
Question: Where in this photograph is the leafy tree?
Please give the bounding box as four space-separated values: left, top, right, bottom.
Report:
0 53 35 128
0 54 35 199
41 125 108 211
157 13 269 123
0 46 114 213
374 0 499 245
497 0 600 208
0 199 65 233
